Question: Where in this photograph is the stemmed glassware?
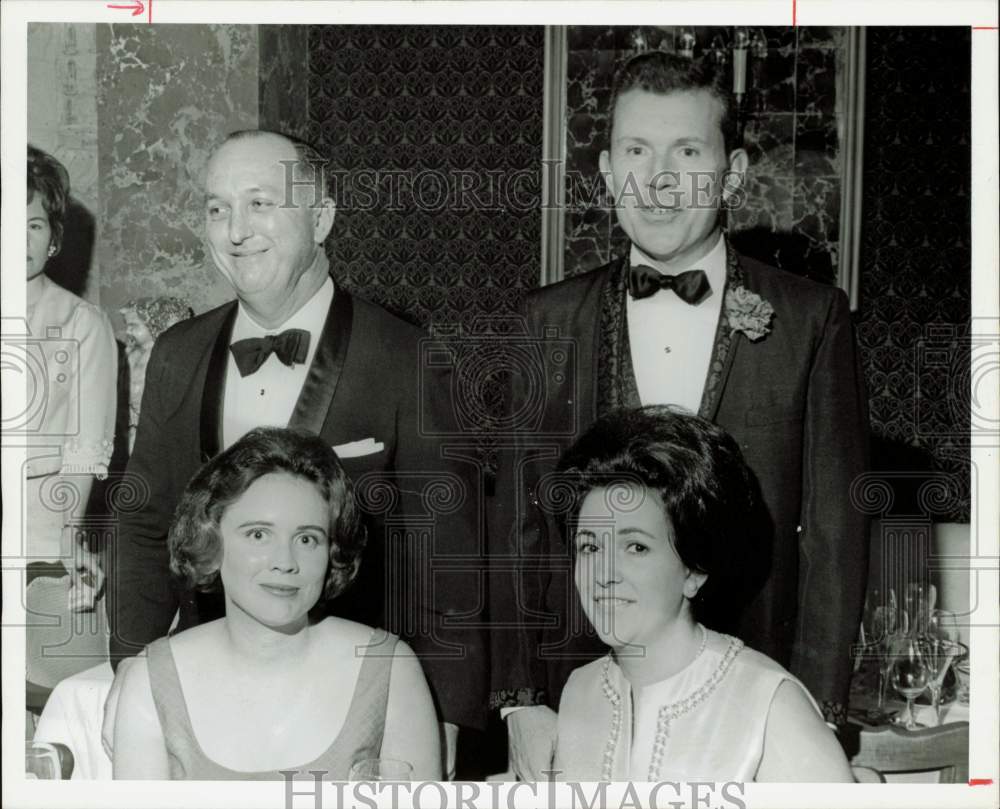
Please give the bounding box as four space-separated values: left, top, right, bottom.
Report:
889 635 931 730
860 588 904 718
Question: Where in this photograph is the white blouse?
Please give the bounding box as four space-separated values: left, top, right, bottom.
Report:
24 277 117 479
555 628 824 782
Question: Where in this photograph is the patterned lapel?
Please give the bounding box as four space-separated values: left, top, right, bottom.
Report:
698 237 746 421
596 255 641 416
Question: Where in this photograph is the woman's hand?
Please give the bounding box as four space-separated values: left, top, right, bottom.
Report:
505 705 558 782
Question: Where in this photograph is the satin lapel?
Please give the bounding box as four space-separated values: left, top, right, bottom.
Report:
698 239 744 421
199 304 238 462
288 288 353 435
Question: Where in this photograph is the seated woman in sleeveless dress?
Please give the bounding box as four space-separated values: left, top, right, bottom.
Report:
552 407 852 782
112 427 441 780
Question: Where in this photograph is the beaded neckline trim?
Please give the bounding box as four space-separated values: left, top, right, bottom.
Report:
599 631 744 781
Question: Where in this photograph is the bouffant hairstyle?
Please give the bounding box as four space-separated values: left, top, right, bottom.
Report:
608 50 741 155
27 146 70 254
556 406 767 626
169 427 366 605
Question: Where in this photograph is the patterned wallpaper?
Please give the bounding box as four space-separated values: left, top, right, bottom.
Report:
857 28 971 523
563 25 844 283
306 25 544 331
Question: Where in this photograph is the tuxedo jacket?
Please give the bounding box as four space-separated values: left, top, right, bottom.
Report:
489 244 869 722
109 284 487 729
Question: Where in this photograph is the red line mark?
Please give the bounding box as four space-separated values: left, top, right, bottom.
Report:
969 779 994 786
792 0 797 27
972 26 998 30
106 0 145 17
148 0 152 24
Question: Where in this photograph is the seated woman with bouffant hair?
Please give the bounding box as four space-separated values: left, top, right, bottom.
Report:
553 407 853 782
112 427 441 780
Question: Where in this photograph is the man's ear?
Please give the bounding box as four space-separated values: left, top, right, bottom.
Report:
313 197 336 244
721 148 748 203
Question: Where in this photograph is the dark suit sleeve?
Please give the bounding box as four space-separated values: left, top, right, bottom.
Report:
792 289 869 723
108 337 181 668
393 357 488 731
487 300 556 710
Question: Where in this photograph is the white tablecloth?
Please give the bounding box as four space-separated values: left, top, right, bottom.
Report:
33 662 114 780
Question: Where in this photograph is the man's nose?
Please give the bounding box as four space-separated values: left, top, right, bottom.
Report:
228 206 253 244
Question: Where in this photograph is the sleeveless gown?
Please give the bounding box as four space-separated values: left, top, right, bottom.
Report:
554 628 824 782
146 631 396 780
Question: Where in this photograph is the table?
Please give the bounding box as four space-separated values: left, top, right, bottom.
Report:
846 666 969 783
33 662 114 780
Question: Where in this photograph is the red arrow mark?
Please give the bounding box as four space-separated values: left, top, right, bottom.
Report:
969 779 994 786
106 0 145 17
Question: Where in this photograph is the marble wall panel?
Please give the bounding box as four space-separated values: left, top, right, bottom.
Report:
563 26 843 284
95 24 260 321
27 23 101 302
259 25 311 139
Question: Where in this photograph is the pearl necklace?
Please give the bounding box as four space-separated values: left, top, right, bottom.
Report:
599 628 743 781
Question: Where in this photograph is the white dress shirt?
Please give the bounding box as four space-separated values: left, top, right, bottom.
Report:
222 277 333 449
626 233 727 413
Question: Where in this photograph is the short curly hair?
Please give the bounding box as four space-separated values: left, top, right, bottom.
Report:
555 406 769 627
168 427 367 605
27 146 70 254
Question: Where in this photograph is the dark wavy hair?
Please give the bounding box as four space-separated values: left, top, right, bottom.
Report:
556 406 766 626
168 427 366 605
27 145 70 254
608 51 741 155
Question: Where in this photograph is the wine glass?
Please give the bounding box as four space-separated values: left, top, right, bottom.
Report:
927 609 960 644
889 635 931 730
859 592 898 719
348 758 413 781
919 637 963 725
904 582 930 637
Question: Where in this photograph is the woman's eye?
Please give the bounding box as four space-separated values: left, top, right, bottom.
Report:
681 147 700 158
625 541 649 555
245 529 266 541
206 205 226 220
297 534 320 547
576 541 598 554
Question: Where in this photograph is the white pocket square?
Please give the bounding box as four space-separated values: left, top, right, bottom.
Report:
332 438 384 459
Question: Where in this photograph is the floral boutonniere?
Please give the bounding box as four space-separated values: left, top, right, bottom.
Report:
724 285 774 342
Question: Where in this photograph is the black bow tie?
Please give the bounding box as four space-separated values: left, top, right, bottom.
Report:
229 329 310 377
627 264 712 304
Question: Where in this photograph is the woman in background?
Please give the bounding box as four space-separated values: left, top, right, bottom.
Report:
553 407 853 782
112 427 441 780
25 145 117 606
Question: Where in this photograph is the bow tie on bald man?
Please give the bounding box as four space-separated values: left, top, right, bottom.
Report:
229 329 310 377
627 264 712 304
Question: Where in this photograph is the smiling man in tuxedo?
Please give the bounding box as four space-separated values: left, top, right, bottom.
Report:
109 130 486 762
490 52 869 778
